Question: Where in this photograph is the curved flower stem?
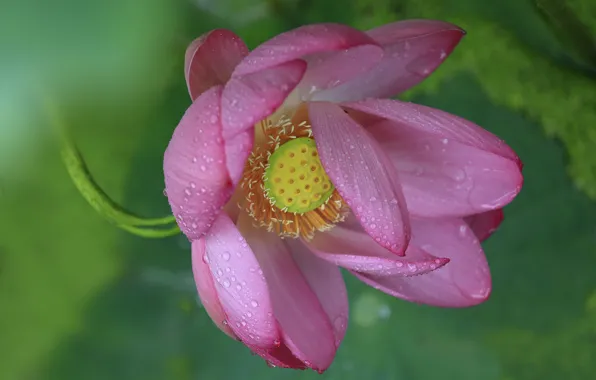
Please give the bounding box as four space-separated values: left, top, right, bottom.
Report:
118 224 183 238
44 94 181 238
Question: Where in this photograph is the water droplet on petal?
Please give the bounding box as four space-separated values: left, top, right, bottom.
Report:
459 225 467 236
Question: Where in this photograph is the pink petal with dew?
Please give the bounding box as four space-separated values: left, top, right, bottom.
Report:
233 23 379 76
465 209 504 242
354 218 491 307
344 98 522 167
185 29 249 100
221 60 306 139
202 213 279 348
306 220 448 276
191 238 237 338
237 214 337 372
285 239 349 348
308 101 410 256
367 120 523 217
295 44 383 99
224 130 254 186
314 20 464 102
163 86 233 240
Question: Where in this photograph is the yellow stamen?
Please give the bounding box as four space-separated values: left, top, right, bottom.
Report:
240 114 346 240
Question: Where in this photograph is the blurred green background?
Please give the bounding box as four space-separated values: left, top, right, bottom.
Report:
1 0 596 379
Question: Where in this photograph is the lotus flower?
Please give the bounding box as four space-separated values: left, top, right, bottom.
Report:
163 20 523 372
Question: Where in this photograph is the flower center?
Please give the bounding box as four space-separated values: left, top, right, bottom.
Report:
240 113 346 240
263 137 335 213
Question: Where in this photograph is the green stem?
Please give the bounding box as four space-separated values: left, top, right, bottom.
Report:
44 94 181 237
118 224 182 238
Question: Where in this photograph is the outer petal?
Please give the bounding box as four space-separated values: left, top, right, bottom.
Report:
163 86 234 240
233 23 379 76
367 120 523 217
285 239 349 347
296 44 384 99
238 214 337 372
314 20 465 102
306 222 448 276
308 101 410 255
253 343 306 369
185 29 249 100
344 98 522 166
202 213 279 348
224 130 254 186
465 209 504 242
354 218 491 307
191 239 237 338
221 60 307 139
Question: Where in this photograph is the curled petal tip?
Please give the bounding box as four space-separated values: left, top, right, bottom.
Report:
185 29 248 100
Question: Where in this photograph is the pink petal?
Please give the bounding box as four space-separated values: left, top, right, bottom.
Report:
185 29 249 101
233 23 378 76
344 98 522 166
308 101 410 255
221 60 307 139
253 343 306 369
224 130 254 186
237 214 337 372
465 209 504 242
191 238 237 338
203 213 279 348
313 20 464 102
306 221 448 276
163 86 234 240
367 120 523 217
296 44 383 98
285 239 349 347
354 218 491 307
366 19 464 45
